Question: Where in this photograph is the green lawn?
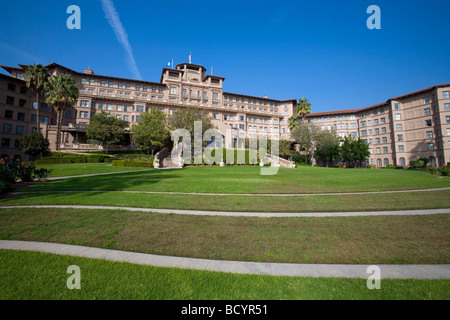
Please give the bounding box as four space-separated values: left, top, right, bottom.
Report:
1 250 448 300
0 208 448 264
3 189 450 212
41 163 152 178
20 166 450 194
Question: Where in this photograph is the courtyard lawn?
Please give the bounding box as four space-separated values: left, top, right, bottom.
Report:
17 166 450 194
40 163 152 178
1 250 448 300
0 208 448 264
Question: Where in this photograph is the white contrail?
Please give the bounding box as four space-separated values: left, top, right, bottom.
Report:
99 0 142 80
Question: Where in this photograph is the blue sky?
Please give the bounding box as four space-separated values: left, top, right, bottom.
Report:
0 0 449 113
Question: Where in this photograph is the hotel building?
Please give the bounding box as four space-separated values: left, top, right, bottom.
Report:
0 62 296 160
0 61 449 167
306 84 450 167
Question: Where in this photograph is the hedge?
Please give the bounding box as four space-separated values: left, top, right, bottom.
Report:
111 160 153 168
33 154 111 165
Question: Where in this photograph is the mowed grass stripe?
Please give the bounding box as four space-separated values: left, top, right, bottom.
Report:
2 190 449 212
19 166 450 194
0 208 448 264
2 250 448 300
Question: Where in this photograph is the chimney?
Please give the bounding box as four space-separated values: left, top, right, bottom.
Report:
263 95 268 99
84 68 94 75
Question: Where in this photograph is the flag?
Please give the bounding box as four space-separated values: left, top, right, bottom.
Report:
167 62 171 67
189 52 191 64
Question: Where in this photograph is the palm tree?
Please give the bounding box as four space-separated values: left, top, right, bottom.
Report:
24 64 50 133
288 115 300 131
45 73 79 151
296 97 311 120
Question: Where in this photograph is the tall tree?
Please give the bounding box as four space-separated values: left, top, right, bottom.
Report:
45 73 79 151
169 107 214 146
24 64 50 133
87 111 129 147
296 97 311 120
313 129 341 167
17 131 50 161
340 136 370 168
131 109 169 155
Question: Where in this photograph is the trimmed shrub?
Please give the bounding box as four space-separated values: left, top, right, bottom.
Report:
439 166 450 176
111 160 126 167
124 161 153 168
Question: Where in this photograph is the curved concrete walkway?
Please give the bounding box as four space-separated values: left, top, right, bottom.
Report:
1 240 449 279
1 205 450 217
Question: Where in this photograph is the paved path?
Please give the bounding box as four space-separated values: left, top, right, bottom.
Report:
1 240 449 279
2 205 450 217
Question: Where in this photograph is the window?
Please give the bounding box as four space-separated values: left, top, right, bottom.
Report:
427 143 434 150
1 138 10 147
135 85 141 91
81 78 87 85
65 110 71 117
350 123 357 129
116 105 123 111
376 147 381 154
423 97 430 104
381 117 386 124
116 115 122 120
424 108 431 115
20 86 27 94
159 87 164 93
6 96 14 105
397 134 404 141
395 114 401 120
396 124 403 131
118 82 124 88
107 104 113 111
136 105 144 112
374 119 379 125
375 128 380 134
375 138 380 144
446 116 450 123
383 147 388 153
3 124 12 133
426 131 433 138
170 87 177 95
79 111 89 118
125 83 131 89
425 119 432 127
108 81 114 88
80 100 90 107
8 83 16 91
100 80 106 87
212 92 219 100
443 91 449 99
445 103 450 111
212 113 219 119
89 79 95 85
19 99 26 107
382 127 386 134
123 115 129 121
16 126 24 134
395 103 400 110
4 110 13 119
447 128 450 136
17 112 25 121
39 116 49 123
382 137 387 143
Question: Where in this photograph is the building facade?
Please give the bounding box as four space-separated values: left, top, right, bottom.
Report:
0 62 296 159
1 61 449 167
306 84 450 167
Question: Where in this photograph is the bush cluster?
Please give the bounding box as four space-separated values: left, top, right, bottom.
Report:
409 158 428 169
0 163 53 193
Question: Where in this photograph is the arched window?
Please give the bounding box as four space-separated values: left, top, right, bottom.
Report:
377 159 382 168
428 156 436 166
399 157 406 166
384 158 389 167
